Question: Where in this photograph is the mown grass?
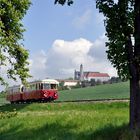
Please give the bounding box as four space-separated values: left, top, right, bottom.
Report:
58 82 129 101
0 102 132 140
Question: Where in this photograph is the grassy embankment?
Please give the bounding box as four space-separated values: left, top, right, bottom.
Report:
58 82 129 101
0 102 132 140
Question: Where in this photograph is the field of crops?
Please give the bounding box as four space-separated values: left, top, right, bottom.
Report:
58 82 129 101
0 102 132 140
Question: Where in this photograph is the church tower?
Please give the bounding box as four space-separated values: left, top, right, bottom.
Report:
80 64 84 81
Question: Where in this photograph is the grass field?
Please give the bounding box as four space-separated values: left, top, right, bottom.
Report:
58 82 129 101
0 102 131 140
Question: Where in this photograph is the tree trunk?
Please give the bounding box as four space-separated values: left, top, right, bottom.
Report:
129 73 140 130
126 36 137 130
129 0 140 135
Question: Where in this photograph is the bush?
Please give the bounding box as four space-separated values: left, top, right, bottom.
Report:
96 80 102 85
58 86 69 91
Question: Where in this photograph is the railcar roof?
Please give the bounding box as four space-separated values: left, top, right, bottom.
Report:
7 79 59 90
29 79 59 84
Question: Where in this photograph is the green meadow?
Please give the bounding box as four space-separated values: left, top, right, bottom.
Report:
0 82 132 140
0 102 131 140
58 82 129 101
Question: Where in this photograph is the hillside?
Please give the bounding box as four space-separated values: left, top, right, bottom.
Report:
58 82 129 101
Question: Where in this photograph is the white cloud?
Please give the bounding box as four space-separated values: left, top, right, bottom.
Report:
72 9 93 29
29 50 47 80
44 35 117 79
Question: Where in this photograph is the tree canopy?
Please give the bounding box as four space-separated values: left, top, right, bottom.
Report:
54 0 73 6
96 0 134 80
0 0 31 86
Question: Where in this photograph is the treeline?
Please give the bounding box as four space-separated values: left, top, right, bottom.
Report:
58 77 126 90
81 77 123 87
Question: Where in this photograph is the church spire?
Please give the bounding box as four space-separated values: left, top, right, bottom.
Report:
80 64 84 81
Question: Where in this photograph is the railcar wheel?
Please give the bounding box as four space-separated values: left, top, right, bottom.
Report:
10 101 13 104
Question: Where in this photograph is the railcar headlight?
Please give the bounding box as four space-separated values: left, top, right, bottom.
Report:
44 93 48 97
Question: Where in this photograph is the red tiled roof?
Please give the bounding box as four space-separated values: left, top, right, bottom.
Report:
57 79 79 82
85 72 110 78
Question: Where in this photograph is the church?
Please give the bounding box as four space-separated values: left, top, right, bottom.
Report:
74 64 110 82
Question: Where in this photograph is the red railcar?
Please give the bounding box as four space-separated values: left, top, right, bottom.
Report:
6 79 59 103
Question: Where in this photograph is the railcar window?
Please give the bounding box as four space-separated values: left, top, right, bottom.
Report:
40 83 43 89
36 84 38 90
43 83 50 89
51 84 57 89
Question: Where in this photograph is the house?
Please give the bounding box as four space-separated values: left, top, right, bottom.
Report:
83 72 110 82
57 79 79 87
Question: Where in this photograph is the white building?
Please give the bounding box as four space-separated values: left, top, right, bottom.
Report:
74 64 110 82
83 72 110 82
57 79 79 87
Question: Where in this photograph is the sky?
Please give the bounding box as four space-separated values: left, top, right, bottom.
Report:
1 0 118 90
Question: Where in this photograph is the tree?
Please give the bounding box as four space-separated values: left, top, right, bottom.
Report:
55 0 140 133
90 79 96 86
96 0 140 133
0 0 31 86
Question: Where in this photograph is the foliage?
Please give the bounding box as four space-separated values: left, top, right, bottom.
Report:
110 77 122 83
0 102 129 140
54 0 73 6
58 85 69 91
0 0 31 86
96 0 134 79
90 79 96 86
0 92 5 98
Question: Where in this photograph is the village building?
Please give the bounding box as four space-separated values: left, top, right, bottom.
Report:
57 79 79 87
74 64 110 82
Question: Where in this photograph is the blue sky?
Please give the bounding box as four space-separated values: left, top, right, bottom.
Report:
23 0 105 53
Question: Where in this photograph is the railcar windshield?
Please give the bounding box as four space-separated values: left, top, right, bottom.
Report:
50 84 57 89
42 83 57 90
43 83 51 89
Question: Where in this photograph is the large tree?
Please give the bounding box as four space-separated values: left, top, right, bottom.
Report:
0 0 31 86
55 0 140 133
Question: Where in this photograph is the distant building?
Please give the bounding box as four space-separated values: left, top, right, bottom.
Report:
57 79 79 87
74 64 110 82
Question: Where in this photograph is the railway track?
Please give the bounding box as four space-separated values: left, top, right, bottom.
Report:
55 98 129 103
0 98 129 105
